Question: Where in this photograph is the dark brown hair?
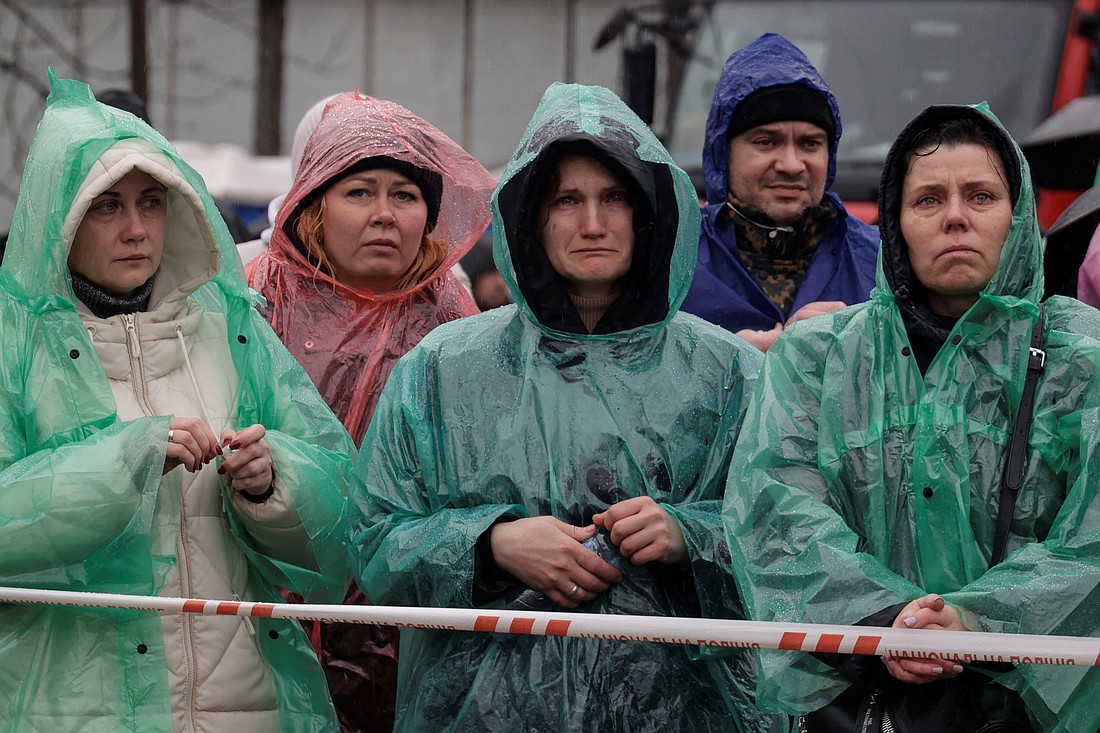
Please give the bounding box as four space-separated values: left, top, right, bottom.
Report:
904 118 1011 196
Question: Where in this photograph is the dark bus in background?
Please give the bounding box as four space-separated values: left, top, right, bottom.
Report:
601 0 1100 228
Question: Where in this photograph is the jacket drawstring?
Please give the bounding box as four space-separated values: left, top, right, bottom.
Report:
176 326 248 643
175 325 228 517
175 326 215 428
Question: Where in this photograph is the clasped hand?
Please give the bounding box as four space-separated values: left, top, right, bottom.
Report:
163 419 273 497
883 593 969 684
490 497 686 609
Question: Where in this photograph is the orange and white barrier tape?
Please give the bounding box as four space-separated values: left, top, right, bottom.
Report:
0 585 1095 667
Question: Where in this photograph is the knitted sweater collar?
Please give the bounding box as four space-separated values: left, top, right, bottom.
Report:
71 272 155 318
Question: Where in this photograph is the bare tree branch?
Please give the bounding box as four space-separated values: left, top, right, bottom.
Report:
0 55 49 97
186 0 347 74
0 0 127 80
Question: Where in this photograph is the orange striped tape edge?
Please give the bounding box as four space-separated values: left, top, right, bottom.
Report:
779 631 806 650
474 615 500 633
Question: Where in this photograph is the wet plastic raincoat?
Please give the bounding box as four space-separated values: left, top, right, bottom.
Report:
349 83 769 733
0 73 352 732
248 92 495 733
247 92 495 445
723 103 1100 732
681 33 879 333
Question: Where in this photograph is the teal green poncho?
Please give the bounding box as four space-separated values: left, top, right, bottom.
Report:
349 83 769 732
724 103 1100 732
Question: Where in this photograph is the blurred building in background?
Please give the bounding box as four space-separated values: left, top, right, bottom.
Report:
0 0 646 229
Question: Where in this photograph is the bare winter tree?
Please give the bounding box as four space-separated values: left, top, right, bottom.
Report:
0 0 348 228
253 0 285 156
0 0 127 217
130 0 148 101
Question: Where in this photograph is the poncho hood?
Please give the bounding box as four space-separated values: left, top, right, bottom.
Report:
702 33 842 206
876 103 1040 328
493 82 700 336
269 92 496 301
249 93 495 444
3 71 246 310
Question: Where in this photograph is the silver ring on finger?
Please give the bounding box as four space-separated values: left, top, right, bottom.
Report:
568 583 579 598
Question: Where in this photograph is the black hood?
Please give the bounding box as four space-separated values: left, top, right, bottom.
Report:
878 104 1023 340
496 130 678 334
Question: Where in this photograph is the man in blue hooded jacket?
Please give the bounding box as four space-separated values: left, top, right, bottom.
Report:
682 33 879 351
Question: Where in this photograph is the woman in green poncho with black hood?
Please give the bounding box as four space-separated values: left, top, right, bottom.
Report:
724 102 1100 732
348 83 772 732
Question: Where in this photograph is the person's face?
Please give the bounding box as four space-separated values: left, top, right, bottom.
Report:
539 154 634 299
472 270 510 310
68 169 167 297
900 142 1013 317
726 120 829 226
321 168 428 293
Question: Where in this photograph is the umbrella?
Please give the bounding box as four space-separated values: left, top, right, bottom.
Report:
1044 185 1100 298
1020 96 1100 190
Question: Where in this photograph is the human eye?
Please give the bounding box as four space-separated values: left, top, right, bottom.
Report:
801 137 826 150
139 194 163 210
972 191 996 204
394 188 420 202
913 194 939 208
554 194 577 206
346 186 369 200
92 199 119 214
606 190 630 206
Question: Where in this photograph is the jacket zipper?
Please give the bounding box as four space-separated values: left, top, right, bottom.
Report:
122 314 200 731
122 315 156 416
177 509 199 731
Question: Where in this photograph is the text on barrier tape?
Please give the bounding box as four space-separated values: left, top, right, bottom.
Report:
0 586 1095 667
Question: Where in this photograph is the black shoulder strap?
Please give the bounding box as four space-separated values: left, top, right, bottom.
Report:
991 305 1046 566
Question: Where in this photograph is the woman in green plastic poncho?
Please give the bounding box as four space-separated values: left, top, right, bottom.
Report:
0 73 352 732
723 103 1100 732
348 83 772 732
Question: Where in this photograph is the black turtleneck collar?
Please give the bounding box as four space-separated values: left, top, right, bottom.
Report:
71 272 155 318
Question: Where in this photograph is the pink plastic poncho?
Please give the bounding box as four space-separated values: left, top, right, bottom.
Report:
1077 222 1100 309
247 92 495 444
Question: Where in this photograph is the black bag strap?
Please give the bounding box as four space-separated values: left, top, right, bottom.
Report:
991 305 1045 566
